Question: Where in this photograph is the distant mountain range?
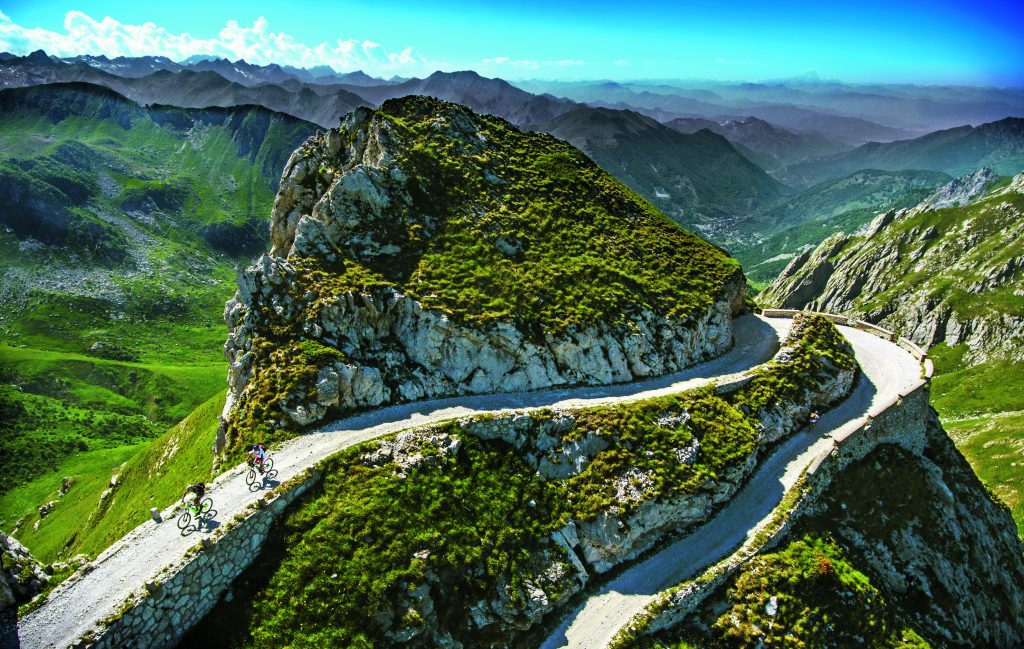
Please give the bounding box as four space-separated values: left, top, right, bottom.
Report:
517 78 1024 141
543 106 787 238
61 53 401 87
2 49 1023 266
664 116 850 178
786 117 1024 186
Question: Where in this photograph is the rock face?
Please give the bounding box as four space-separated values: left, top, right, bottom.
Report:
804 411 1024 647
761 169 1024 365
222 97 746 446
919 166 998 210
0 531 48 611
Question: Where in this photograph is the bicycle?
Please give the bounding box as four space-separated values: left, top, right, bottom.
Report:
245 456 274 487
177 496 213 530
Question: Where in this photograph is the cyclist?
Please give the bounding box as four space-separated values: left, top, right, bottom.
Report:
809 411 821 425
183 482 205 511
246 443 269 472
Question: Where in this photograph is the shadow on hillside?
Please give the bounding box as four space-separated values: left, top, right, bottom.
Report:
0 607 18 649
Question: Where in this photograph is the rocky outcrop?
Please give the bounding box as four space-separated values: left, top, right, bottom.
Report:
761 169 1024 364
919 166 998 210
803 411 1024 647
0 531 48 611
222 98 746 444
224 254 741 430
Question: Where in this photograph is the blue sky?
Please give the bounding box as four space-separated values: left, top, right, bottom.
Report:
1 0 1022 84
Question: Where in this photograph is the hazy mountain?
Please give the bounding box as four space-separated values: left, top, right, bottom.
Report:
0 53 368 127
340 70 578 129
518 78 1024 136
787 117 1024 186
542 106 788 239
664 116 850 178
280 65 391 86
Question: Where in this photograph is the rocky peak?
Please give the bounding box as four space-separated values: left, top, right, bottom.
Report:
917 166 998 211
270 97 482 265
224 97 746 450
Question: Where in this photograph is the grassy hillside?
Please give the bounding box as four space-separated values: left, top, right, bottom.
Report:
1 392 223 563
632 535 929 649
736 170 948 287
929 343 1024 532
0 83 315 554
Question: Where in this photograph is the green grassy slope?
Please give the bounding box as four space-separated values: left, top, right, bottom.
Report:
0 83 315 554
632 536 929 649
336 98 745 329
929 343 1024 532
2 391 223 563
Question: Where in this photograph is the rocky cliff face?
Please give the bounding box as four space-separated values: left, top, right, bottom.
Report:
0 531 48 612
799 410 1024 647
222 97 746 450
761 169 1024 365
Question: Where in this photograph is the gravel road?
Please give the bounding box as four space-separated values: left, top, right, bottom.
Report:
16 315 789 649
538 324 923 649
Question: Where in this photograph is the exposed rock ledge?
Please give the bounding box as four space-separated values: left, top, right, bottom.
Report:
223 254 744 432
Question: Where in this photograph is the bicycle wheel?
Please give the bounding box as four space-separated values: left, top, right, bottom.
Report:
177 511 192 530
262 457 274 473
199 497 213 516
246 468 257 486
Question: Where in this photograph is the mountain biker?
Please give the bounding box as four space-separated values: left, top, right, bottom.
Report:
246 443 268 470
183 482 205 511
810 411 821 424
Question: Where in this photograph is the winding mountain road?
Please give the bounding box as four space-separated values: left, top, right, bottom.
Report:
539 324 922 648
14 314 920 649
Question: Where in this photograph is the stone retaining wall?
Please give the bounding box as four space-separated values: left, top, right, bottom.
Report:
621 309 933 643
80 470 321 649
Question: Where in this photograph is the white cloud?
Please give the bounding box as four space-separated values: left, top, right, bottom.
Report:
0 11 429 75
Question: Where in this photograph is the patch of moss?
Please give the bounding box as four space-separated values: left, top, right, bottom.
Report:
227 339 343 453
634 535 929 649
244 432 566 648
